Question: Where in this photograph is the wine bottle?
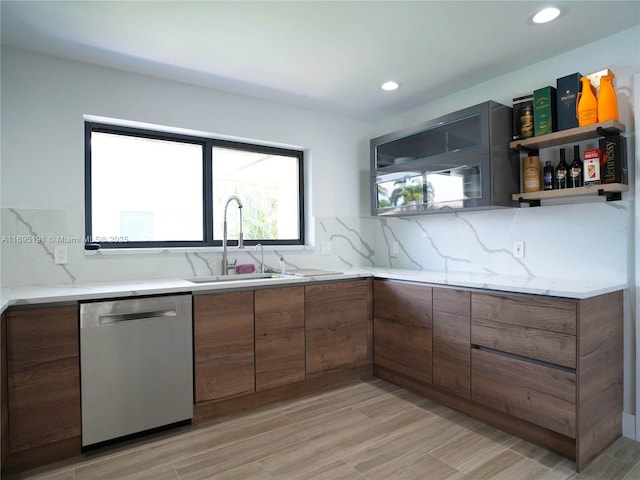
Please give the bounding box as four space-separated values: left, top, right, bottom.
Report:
569 145 583 188
543 161 554 190
555 148 569 189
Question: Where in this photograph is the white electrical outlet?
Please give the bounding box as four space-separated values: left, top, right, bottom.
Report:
54 245 68 265
321 240 332 255
391 241 400 256
513 241 525 259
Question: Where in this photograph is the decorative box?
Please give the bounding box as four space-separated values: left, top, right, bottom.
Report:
512 94 534 141
534 86 557 136
583 148 601 186
556 73 581 131
599 134 627 184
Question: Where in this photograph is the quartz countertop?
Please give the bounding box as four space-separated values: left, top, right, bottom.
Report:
370 268 627 299
0 269 627 314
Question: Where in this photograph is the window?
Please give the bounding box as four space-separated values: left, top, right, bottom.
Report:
85 122 304 249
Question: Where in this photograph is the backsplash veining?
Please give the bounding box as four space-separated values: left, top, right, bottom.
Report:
368 200 629 282
1 200 630 288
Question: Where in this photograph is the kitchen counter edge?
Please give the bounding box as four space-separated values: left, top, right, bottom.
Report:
0 269 628 314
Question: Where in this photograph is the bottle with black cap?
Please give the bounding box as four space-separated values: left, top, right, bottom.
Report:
568 145 583 188
554 148 569 189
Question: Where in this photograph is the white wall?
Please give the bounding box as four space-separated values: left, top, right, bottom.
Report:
0 46 374 286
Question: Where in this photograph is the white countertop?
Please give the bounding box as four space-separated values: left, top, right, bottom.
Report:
0 269 627 314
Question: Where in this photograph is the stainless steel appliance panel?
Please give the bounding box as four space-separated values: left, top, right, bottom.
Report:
80 294 193 447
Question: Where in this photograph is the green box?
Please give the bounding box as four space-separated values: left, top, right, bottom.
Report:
534 86 557 136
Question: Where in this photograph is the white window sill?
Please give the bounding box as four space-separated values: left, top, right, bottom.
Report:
84 244 314 256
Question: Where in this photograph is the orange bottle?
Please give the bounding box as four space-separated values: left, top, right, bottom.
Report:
577 76 598 126
598 73 618 122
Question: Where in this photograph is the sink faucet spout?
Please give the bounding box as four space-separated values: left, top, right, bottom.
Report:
254 243 264 273
222 195 244 275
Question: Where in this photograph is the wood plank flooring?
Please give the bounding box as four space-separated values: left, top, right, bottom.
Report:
5 379 640 480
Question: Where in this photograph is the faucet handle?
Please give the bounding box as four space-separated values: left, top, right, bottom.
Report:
226 259 237 272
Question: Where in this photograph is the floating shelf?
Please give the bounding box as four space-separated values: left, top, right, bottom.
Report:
513 183 629 206
510 121 625 151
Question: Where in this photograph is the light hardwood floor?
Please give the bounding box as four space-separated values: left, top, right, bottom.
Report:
6 379 640 480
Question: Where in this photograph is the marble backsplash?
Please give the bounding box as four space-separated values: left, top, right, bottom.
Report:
1 200 630 288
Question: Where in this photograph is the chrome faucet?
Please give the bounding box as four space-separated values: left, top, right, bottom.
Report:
222 195 244 275
254 243 264 273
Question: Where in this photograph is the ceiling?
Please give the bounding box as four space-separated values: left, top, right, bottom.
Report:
2 1 639 121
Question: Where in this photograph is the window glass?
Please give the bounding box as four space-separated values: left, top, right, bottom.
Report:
211 146 300 242
90 132 203 242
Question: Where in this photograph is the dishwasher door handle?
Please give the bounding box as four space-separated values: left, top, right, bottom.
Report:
98 308 177 325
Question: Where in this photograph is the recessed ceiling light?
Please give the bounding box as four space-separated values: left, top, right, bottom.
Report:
533 7 561 24
381 81 399 91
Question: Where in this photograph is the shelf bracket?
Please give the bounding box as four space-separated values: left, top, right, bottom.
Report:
596 126 621 138
598 189 622 201
518 197 541 207
513 144 539 154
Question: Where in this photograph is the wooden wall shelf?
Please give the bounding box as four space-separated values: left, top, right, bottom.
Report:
514 183 628 206
510 121 625 151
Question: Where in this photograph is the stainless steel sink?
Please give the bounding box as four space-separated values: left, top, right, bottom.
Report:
185 273 279 283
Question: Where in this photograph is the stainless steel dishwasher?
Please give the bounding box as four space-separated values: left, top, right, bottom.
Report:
80 294 193 447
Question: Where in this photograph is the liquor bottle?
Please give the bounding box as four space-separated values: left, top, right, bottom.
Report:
555 148 569 189
598 73 619 122
577 76 598 126
522 155 541 193
543 161 554 190
569 145 583 188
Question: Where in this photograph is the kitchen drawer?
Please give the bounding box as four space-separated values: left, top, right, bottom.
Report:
471 348 576 438
471 317 576 368
472 292 576 335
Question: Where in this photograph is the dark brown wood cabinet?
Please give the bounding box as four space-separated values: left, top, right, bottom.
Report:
371 280 623 472
373 279 432 384
471 292 576 368
432 287 470 398
305 280 371 375
1 312 7 470
194 291 256 402
5 305 81 453
470 290 623 471
255 286 305 391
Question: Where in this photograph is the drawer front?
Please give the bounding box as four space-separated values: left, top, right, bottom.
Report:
472 292 576 335
471 348 576 438
472 317 576 369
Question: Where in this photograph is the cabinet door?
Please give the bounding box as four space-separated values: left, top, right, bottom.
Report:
373 280 432 384
305 280 370 375
255 286 305 391
6 305 81 452
433 287 470 398
194 292 255 402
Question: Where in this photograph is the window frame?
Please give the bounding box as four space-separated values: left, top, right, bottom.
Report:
84 122 305 249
